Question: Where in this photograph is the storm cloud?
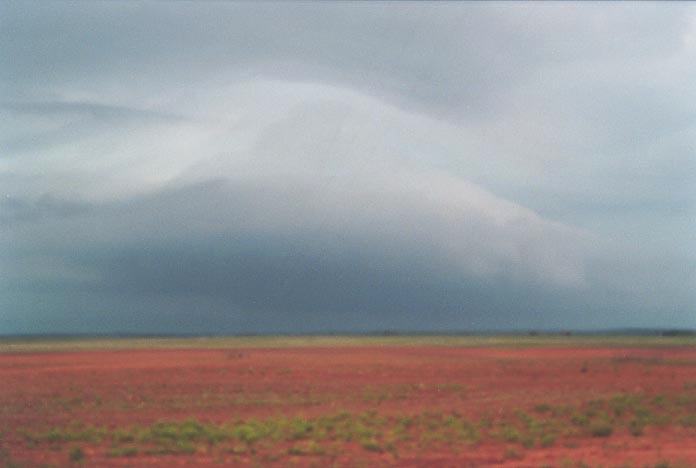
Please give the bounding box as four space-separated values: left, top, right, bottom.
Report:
1 2 694 334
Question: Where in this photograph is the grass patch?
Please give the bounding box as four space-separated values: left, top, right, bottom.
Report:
360 438 383 452
504 446 523 460
533 403 552 414
629 417 646 436
589 420 613 437
539 433 556 447
679 414 696 427
15 390 696 459
497 425 521 443
4 335 696 353
68 446 84 462
288 440 325 456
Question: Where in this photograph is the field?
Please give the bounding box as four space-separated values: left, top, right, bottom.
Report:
1 336 696 467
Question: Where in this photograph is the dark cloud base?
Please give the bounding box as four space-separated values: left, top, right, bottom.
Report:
4 182 691 335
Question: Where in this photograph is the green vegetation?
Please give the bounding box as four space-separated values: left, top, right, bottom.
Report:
533 403 552 413
629 417 646 436
16 411 473 458
68 446 84 462
288 440 325 456
16 389 696 460
21 425 106 444
2 334 696 353
589 419 613 437
504 446 523 460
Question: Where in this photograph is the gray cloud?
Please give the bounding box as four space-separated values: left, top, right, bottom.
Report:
1 2 694 334
0 194 90 226
0 100 184 156
3 3 690 118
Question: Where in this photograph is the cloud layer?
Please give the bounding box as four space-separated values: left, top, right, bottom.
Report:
1 2 694 333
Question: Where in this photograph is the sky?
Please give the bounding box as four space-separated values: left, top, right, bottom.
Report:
1 2 694 334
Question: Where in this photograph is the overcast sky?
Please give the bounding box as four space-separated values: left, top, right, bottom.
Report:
1 2 694 334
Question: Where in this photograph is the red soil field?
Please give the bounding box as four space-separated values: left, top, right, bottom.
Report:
1 345 696 467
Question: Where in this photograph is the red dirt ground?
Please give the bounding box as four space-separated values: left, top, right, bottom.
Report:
1 346 695 467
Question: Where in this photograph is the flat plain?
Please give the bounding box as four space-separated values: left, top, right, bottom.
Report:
1 336 695 467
